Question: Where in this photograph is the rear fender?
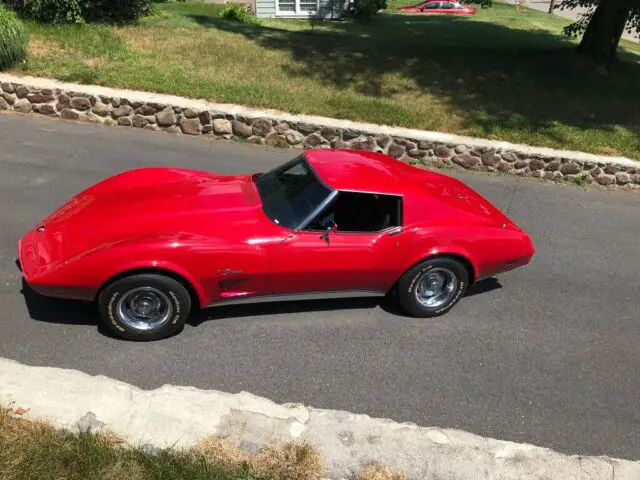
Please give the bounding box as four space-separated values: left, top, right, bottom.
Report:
403 245 479 284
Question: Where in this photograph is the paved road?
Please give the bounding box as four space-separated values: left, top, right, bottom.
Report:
1 114 639 460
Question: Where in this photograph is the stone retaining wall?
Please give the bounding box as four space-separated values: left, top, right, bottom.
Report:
1 74 639 190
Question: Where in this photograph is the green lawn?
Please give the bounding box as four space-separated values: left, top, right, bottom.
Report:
12 1 640 158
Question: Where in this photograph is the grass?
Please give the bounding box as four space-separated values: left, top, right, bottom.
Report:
10 1 640 158
0 406 321 480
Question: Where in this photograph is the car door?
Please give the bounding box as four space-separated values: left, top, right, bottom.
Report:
267 191 412 296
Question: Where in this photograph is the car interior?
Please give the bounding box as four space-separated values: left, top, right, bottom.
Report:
306 191 402 233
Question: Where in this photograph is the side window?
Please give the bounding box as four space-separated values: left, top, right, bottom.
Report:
306 191 402 233
424 1 440 8
440 2 454 8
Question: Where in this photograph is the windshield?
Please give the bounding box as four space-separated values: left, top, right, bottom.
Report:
254 155 333 230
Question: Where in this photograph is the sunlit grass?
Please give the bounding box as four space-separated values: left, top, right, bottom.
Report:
13 1 640 158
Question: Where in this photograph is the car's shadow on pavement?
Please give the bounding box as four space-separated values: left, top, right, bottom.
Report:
21 277 501 332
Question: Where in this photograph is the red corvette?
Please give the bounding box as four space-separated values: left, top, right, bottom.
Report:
18 150 534 340
396 0 476 14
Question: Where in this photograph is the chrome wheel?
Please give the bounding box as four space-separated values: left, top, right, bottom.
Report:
415 268 458 308
116 287 173 332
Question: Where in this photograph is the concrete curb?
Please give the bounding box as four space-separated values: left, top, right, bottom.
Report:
1 357 638 479
0 73 638 191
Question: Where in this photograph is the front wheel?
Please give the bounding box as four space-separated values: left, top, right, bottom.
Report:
396 257 469 317
98 273 192 341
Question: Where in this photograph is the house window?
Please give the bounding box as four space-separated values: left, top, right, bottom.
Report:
277 0 318 15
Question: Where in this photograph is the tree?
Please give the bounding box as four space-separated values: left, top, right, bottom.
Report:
558 0 640 67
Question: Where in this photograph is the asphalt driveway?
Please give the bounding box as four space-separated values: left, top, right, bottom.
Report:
0 113 639 460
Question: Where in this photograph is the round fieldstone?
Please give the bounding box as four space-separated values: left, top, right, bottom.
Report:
604 164 618 175
388 143 405 159
418 141 434 150
357 137 377 152
434 145 451 157
560 163 582 175
529 159 545 171
92 102 110 117
375 135 393 149
1 92 16 105
514 159 529 169
306 133 327 147
118 116 132 126
145 115 157 124
252 118 273 137
497 161 512 172
15 85 29 98
57 94 71 108
38 104 56 115
132 114 148 128
199 111 212 125
265 133 286 147
454 144 467 154
332 139 350 149
285 130 304 145
13 99 32 113
156 107 177 127
111 97 121 107
343 130 360 141
27 92 54 104
137 104 159 116
165 125 181 134
0 97 8 110
502 151 518 162
320 127 340 142
408 149 423 158
144 124 160 132
453 154 480 169
531 170 544 178
597 174 616 186
180 118 202 135
71 97 92 111
545 159 562 171
481 152 500 167
616 172 631 185
112 104 134 118
232 120 253 138
274 122 290 135
213 119 233 135
183 108 199 119
296 122 318 135
1 82 15 93
247 135 264 145
470 147 483 157
61 109 80 121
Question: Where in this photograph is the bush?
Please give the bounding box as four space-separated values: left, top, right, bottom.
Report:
0 5 28 70
221 3 258 24
83 0 152 24
17 0 83 24
347 0 386 21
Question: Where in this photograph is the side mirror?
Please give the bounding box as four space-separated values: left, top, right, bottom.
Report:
319 222 337 244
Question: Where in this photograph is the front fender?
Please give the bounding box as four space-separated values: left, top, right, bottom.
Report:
403 244 479 283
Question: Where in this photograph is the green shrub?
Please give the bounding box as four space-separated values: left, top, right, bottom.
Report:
0 5 28 70
83 0 153 24
19 0 84 24
221 3 258 24
347 0 386 21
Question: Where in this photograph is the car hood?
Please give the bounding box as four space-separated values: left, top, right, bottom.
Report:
32 167 265 260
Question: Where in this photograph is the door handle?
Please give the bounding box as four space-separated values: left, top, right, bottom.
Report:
387 227 404 236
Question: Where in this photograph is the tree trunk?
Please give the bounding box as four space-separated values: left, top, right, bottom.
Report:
548 0 556 13
576 0 631 66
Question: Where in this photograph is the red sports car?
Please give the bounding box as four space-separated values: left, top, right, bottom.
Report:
397 0 476 14
18 150 534 341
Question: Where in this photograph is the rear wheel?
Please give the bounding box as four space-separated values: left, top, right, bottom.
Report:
396 257 469 317
98 274 191 341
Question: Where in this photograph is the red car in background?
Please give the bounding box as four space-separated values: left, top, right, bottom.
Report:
18 150 533 341
397 0 476 14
